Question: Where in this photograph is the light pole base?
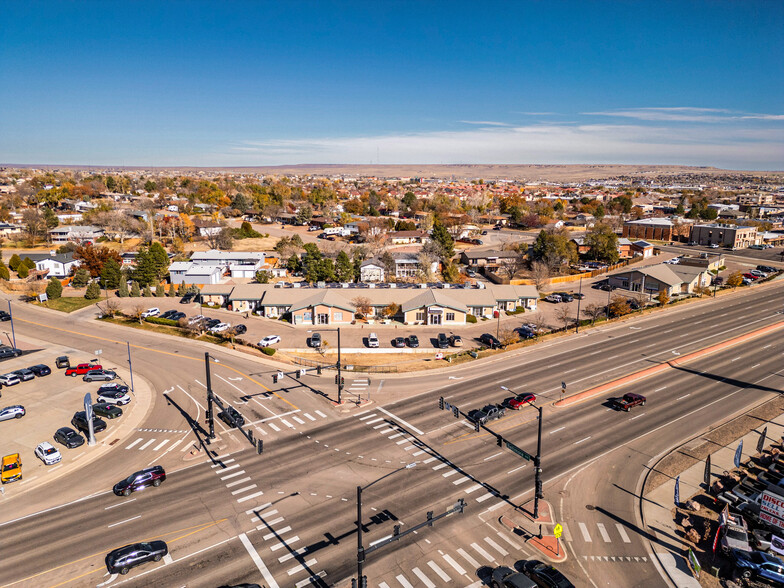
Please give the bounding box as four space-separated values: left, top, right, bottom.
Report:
519 498 554 524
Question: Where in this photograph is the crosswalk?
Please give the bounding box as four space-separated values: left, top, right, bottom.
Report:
566 521 633 545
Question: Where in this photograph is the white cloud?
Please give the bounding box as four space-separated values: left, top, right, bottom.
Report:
585 107 784 123
458 120 511 126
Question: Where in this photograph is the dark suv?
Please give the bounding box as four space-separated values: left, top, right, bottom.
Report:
219 406 245 428
479 333 502 349
106 541 168 575
29 364 51 377
71 411 107 434
437 333 449 349
113 466 167 496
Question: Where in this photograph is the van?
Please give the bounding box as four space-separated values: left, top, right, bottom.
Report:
367 333 379 348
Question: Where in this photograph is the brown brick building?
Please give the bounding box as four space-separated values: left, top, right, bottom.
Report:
622 218 692 242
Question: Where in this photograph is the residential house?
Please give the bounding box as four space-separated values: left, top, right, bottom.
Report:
192 219 223 237
359 259 385 283
27 252 81 278
168 261 194 285
388 230 428 244
200 284 235 307
48 225 104 244
0 223 22 237
190 250 266 268
460 249 522 268
630 240 655 259
181 264 223 285
617 238 634 259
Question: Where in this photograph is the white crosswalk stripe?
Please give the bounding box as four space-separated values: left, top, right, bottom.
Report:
616 524 632 543
412 567 436 588
427 561 450 582
237 490 265 503
152 440 169 451
470 542 495 562
457 548 479 568
287 558 317 576
442 553 466 575
221 470 246 480
395 575 415 588
125 438 143 449
226 477 252 488
578 522 593 542
280 418 295 429
597 523 611 542
304 413 317 421
315 410 327 418
295 571 326 588
292 416 305 425
267 422 281 432
484 536 508 556
138 439 156 450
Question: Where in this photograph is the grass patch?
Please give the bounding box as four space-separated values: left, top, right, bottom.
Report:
37 297 98 313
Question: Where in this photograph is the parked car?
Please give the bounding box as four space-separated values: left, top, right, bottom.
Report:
219 406 245 428
479 333 502 349
12 368 35 382
97 388 131 405
555 292 574 302
392 337 405 348
233 324 247 335
731 549 784 585
466 269 477 277
468 404 506 425
0 405 25 421
522 560 575 588
71 411 107 434
450 334 463 347
105 540 168 575
750 270 768 278
34 442 62 465
506 393 536 410
757 265 777 273
259 335 281 347
490 565 537 588
367 333 379 348
310 333 322 348
209 322 231 333
406 335 419 348
544 294 562 303
53 427 85 448
0 373 21 386
0 347 22 360
160 310 178 319
113 465 166 496
437 333 449 349
0 310 10 322
66 363 101 376
743 273 761 280
188 315 206 325
28 364 51 377
709 243 719 248
55 355 70 369
98 383 129 395
93 403 123 419
720 513 751 555
1 453 22 483
612 393 646 412
141 307 160 318
83 369 117 382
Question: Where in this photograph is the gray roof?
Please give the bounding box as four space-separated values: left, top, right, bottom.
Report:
26 252 77 264
400 289 467 313
289 290 356 313
200 284 235 296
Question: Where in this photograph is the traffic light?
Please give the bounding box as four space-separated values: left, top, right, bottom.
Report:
535 479 544 499
256 439 263 454
316 365 322 375
497 435 503 447
438 396 444 410
272 373 278 383
360 576 368 588
340 376 345 386
474 421 480 432
335 375 340 385
393 524 401 537
452 405 459 419
295 370 301 380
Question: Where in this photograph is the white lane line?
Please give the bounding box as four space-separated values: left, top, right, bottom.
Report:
231 484 258 496
287 559 317 576
280 418 294 429
304 413 316 421
751 363 761 369
221 470 247 480
483 452 503 461
108 515 141 528
507 465 526 474
574 436 591 444
138 439 156 451
676 393 691 400
239 532 279 588
152 439 169 451
578 522 592 542
105 499 136 510
597 523 611 542
443 553 466 575
315 410 327 418
396 575 415 588
125 438 143 449
457 548 480 568
412 567 436 588
616 524 631 543
267 422 281 432
376 407 424 435
470 542 495 562
464 484 482 494
263 526 292 540
654 387 667 392
237 491 265 503
549 427 565 435
270 536 299 551
225 477 252 488
630 413 645 420
427 561 450 582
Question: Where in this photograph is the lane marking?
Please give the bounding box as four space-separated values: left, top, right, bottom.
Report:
125 438 143 449
239 532 280 588
226 477 252 488
616 524 631 543
676 393 691 400
237 491 266 503
457 548 480 568
578 522 592 542
377 407 425 436
108 515 141 528
597 522 611 542
574 436 591 445
484 536 509 556
104 499 136 510
630 413 645 420
549 426 565 435
443 553 467 575
231 485 258 496
427 561 451 582
412 567 436 588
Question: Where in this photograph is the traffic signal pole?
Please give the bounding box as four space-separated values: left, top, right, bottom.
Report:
534 404 543 519
205 352 215 441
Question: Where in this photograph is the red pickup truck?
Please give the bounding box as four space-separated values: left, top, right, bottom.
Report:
65 363 102 377
612 393 646 412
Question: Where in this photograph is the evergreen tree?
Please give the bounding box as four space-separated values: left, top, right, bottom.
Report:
84 282 101 299
132 247 157 287
100 258 121 289
46 276 63 299
130 281 141 297
142 284 153 297
177 282 187 296
168 283 176 297
118 277 129 297
71 268 90 288
155 282 165 297
22 257 36 269
335 250 354 282
148 242 170 282
0 261 10 281
255 270 270 283
430 221 455 261
17 264 29 278
8 254 21 271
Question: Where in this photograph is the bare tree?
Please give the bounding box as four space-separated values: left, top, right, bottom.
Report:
555 305 572 331
583 302 605 325
498 328 520 346
497 254 526 281
206 226 233 250
530 261 551 292
130 303 146 324
351 296 371 318
22 208 46 245
98 298 121 318
532 311 549 334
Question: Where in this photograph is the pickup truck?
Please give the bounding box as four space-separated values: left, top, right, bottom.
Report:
468 404 506 425
65 363 101 377
612 393 646 412
720 513 751 555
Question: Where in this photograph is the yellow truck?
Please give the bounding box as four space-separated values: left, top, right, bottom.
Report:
1 453 22 484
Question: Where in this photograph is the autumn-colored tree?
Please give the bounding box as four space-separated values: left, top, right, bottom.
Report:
608 295 631 317
726 271 744 289
74 243 122 277
382 302 400 318
352 296 372 318
657 290 670 306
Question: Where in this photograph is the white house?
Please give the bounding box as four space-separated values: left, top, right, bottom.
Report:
182 264 224 285
360 260 385 282
48 225 104 244
28 252 82 278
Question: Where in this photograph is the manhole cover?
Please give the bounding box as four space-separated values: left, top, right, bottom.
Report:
586 504 595 510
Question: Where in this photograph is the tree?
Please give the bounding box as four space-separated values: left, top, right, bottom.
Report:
22 257 36 270
693 285 710 298
352 296 372 318
0 262 9 280
430 221 454 261
84 282 101 299
401 191 417 212
498 328 520 346
584 223 620 264
584 302 605 325
530 261 551 292
130 303 146 323
142 284 153 297
74 243 122 277
608 295 631 317
22 208 46 244
71 268 90 287
100 258 122 289
42 207 59 229
98 297 121 317
148 242 170 281
335 251 354 283
379 250 395 281
532 228 577 271
382 302 400 319
130 281 141 297
441 262 461 283
726 271 744 289
555 306 572 331
17 264 29 278
287 254 301 275
168 283 176 297
8 254 21 271
118 277 129 297
295 205 313 225
657 290 670 306
45 276 63 299
255 270 270 283
207 227 234 250
155 282 165 297
496 254 525 280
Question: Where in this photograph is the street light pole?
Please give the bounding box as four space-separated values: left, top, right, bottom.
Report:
126 342 135 396
575 277 583 334
337 327 343 404
7 301 16 349
205 352 215 441
534 404 543 519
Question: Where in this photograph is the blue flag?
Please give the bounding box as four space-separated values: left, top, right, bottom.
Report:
674 475 680 506
734 440 744 468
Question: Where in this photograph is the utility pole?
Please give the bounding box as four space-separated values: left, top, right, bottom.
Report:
534 404 543 519
127 342 135 396
7 301 16 349
356 485 364 585
575 277 583 333
205 352 215 441
337 327 343 404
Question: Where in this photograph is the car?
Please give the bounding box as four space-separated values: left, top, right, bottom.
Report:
522 560 575 588
0 405 25 421
450 334 463 347
105 540 169 575
392 337 405 348
0 347 22 360
83 369 117 382
757 265 777 273
544 294 562 303
160 310 178 319
750 269 767 278
612 393 646 412
0 310 10 321
34 442 62 465
170 311 186 321
468 404 506 426
28 364 51 377
1 453 22 484
113 465 167 496
233 324 247 335
180 293 195 304
493 225 503 231
490 565 537 588
555 292 574 302
731 549 784 585
218 406 245 428
479 333 502 349
310 333 322 348
571 292 585 300
749 244 764 250
743 273 761 280
71 411 107 434
481 230 488 235
0 372 20 386
506 393 536 410
720 513 751 555
308 225 320 231
259 335 281 347
98 383 129 395
188 314 206 325
141 307 160 318
97 389 131 405
12 368 35 382
407 335 419 348
709 243 719 248
205 318 221 329
367 333 379 348
93 402 123 419
437 333 449 349
55 355 70 369
209 322 231 333
53 427 85 449
65 363 102 376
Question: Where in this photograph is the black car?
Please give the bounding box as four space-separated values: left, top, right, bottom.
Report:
491 566 537 588
233 324 247 335
98 383 130 395
113 465 167 496
106 540 168 575
54 426 85 448
0 347 22 360
479 333 502 349
406 335 419 348
205 318 221 329
180 293 194 304
93 403 123 419
555 292 574 302
169 311 186 321
522 560 575 588
219 406 245 428
0 311 11 322
437 333 449 349
160 310 178 319
392 337 405 348
71 411 107 434
28 364 51 377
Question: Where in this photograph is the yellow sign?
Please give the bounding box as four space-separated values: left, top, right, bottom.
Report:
553 524 563 538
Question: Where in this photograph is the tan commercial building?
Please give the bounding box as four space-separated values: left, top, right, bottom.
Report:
689 224 758 249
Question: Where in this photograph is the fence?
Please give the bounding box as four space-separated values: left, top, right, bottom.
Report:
509 255 649 286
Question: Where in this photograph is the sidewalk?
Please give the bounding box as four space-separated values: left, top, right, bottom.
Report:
642 410 784 587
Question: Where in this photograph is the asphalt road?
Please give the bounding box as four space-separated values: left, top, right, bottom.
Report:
0 280 782 588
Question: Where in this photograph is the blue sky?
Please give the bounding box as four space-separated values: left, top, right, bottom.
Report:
1 1 782 169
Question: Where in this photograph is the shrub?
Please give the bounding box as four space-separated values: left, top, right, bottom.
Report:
22 257 36 269
260 347 276 356
155 283 165 297
142 284 153 297
118 279 129 297
145 316 178 326
130 281 141 297
45 276 63 299
17 264 29 278
8 254 21 271
0 263 9 280
168 283 176 297
84 282 101 299
466 314 477 323
71 268 90 288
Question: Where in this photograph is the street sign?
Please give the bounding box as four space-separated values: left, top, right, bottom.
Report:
554 524 563 538
505 440 532 461
561 381 566 390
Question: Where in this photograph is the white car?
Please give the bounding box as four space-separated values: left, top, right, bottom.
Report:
0 373 21 386
188 315 206 325
35 442 62 465
368 333 379 348
0 405 25 421
97 389 131 405
209 322 231 333
709 243 719 249
141 307 160 318
259 335 281 347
